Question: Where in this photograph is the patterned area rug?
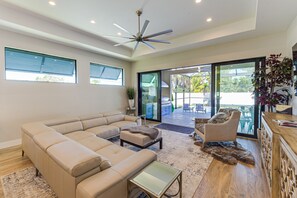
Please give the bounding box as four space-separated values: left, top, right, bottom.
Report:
1 166 57 198
1 130 212 198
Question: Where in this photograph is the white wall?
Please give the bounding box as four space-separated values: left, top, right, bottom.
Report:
132 32 287 84
287 16 297 115
0 29 132 144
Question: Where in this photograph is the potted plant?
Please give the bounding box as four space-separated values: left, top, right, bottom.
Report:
127 87 135 109
252 54 293 112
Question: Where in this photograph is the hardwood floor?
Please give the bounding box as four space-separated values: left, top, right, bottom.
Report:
0 138 269 198
0 146 32 198
194 138 270 198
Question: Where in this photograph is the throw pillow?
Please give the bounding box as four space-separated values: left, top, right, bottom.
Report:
208 112 228 124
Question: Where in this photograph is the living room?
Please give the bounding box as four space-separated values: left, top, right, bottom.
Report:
1 0 297 197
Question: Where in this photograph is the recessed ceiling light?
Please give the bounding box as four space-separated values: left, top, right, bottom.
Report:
117 32 122 36
90 20 96 24
48 1 56 6
195 0 202 3
206 18 212 22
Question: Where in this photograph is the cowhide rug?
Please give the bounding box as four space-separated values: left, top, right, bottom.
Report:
193 136 255 165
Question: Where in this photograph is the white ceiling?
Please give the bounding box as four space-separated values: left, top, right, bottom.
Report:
0 0 297 61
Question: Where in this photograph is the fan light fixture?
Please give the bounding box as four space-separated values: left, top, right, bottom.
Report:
108 9 173 51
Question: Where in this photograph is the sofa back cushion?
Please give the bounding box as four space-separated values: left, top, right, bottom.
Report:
102 111 122 117
50 121 83 135
81 117 108 130
106 114 125 124
44 117 83 135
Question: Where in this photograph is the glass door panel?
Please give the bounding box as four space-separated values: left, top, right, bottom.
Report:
214 61 259 137
138 71 161 122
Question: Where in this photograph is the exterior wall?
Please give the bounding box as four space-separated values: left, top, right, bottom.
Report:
0 29 132 144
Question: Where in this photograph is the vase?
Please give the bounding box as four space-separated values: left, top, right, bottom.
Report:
128 99 135 109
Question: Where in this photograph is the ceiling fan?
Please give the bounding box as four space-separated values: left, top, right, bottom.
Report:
109 9 173 51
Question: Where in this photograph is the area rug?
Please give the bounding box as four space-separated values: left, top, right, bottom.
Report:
1 130 212 198
155 123 194 134
113 129 213 198
194 136 255 165
1 166 57 198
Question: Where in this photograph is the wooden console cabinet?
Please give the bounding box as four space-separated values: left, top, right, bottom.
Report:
260 112 297 198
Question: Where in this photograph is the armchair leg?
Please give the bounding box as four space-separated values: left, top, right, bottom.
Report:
202 142 206 149
233 141 238 147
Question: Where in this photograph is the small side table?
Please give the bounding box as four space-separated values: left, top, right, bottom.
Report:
126 107 136 116
138 114 147 126
128 161 182 198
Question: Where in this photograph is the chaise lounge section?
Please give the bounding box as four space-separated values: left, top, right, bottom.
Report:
21 111 156 198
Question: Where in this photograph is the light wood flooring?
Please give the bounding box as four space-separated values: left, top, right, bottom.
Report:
0 138 269 198
194 138 270 198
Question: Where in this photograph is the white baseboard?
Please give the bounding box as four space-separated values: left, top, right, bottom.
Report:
0 139 21 150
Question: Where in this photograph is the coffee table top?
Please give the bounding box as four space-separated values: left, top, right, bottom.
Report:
130 161 181 197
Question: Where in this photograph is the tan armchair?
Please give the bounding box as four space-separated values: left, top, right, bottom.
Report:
194 109 241 148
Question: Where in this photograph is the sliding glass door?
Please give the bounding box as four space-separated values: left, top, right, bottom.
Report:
212 58 264 138
138 71 161 122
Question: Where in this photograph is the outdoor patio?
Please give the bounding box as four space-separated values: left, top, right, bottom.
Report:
162 107 211 128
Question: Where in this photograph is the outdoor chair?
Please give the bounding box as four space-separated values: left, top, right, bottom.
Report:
194 108 241 148
195 104 206 113
183 103 191 112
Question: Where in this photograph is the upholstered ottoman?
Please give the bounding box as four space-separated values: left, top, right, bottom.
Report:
120 128 162 149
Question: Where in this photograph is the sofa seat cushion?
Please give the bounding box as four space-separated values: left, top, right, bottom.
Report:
96 144 134 165
33 131 68 151
120 130 162 146
110 121 137 130
47 141 102 177
77 136 112 151
65 131 95 141
86 126 120 139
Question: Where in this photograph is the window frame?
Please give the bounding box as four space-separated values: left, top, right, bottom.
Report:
4 47 77 84
89 62 124 86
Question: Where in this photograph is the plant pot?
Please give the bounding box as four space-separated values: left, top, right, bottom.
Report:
128 99 135 109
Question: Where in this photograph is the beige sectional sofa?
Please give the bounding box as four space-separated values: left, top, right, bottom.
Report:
21 111 156 198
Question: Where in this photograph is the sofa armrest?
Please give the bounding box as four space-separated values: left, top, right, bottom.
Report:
76 168 123 198
76 150 156 198
112 149 157 179
124 115 141 125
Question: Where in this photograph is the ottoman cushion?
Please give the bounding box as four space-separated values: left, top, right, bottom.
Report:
120 130 162 147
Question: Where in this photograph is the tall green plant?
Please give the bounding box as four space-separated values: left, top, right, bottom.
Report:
252 54 293 111
127 87 135 100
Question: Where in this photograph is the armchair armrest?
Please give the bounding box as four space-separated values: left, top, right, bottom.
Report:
204 122 237 141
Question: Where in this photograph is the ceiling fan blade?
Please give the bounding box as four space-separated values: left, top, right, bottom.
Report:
113 23 135 37
143 29 173 39
103 35 134 39
142 41 155 49
144 39 171 44
133 42 140 51
140 20 150 36
114 39 136 47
